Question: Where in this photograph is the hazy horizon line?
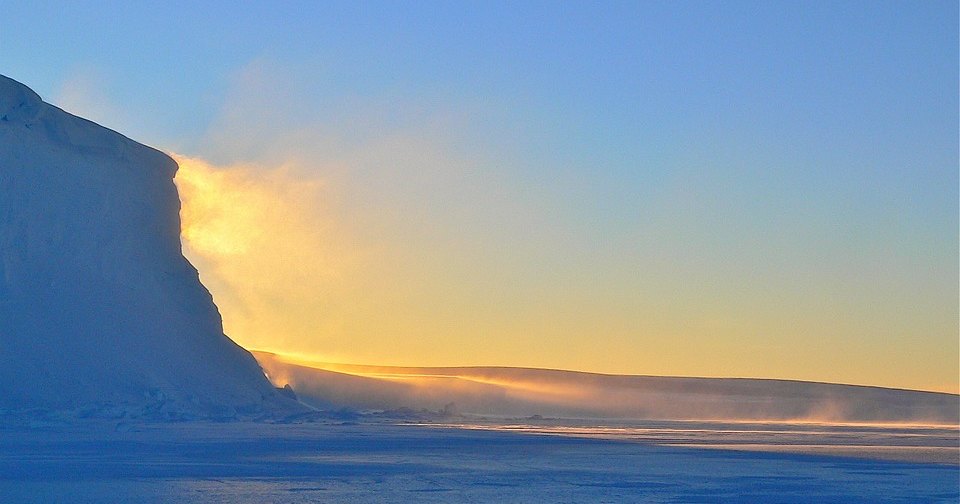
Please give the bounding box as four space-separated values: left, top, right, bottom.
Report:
249 348 960 396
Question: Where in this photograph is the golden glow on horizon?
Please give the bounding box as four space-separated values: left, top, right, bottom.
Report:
171 153 958 395
252 350 595 402
255 350 959 428
264 349 960 411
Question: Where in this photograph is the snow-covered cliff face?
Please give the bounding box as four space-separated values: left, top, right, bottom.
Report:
0 75 287 417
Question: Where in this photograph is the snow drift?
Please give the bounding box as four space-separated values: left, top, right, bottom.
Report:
0 75 294 418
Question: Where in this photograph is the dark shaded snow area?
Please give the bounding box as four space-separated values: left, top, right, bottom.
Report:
0 75 296 417
0 420 956 503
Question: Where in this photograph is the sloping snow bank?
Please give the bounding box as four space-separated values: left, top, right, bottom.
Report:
255 352 959 424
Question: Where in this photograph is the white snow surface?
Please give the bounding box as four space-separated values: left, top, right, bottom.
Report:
0 419 956 503
0 75 292 418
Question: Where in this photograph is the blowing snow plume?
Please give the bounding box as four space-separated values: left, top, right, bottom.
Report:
0 75 300 418
172 154 357 356
255 352 960 425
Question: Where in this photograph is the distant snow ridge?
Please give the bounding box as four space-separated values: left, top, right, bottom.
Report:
0 75 297 419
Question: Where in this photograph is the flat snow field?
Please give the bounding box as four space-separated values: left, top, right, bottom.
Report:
0 420 956 503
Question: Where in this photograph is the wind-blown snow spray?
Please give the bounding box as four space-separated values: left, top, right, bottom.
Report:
174 154 354 357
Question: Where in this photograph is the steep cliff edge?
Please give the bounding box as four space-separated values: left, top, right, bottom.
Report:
0 75 293 418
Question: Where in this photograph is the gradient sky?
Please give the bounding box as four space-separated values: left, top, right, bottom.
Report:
2 1 957 392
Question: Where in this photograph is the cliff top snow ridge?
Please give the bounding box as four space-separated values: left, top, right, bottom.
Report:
0 74 42 123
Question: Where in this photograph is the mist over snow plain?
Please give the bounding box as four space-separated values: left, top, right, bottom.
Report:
0 74 957 503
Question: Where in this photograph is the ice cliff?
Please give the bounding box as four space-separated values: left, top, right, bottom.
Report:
0 75 292 418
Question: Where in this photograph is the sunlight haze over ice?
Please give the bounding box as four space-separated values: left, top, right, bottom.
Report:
12 3 950 393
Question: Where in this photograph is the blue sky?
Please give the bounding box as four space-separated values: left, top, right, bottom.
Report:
2 1 957 391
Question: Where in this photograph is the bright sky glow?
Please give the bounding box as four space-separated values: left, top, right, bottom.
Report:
3 1 956 392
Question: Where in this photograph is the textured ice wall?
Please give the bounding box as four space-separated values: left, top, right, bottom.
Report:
0 75 286 417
